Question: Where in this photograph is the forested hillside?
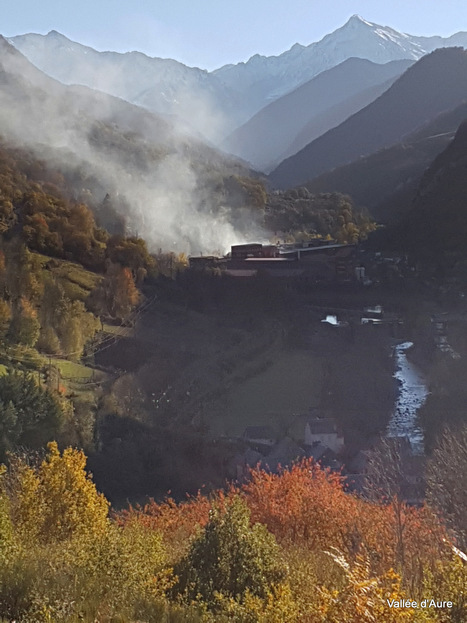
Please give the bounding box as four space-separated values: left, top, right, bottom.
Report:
385 119 467 267
265 188 376 243
305 101 467 222
0 136 160 460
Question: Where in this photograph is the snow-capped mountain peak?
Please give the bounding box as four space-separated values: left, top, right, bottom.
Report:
212 14 467 114
344 14 374 28
7 17 467 143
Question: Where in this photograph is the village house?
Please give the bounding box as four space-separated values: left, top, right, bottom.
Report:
262 436 305 473
305 442 343 470
304 418 345 453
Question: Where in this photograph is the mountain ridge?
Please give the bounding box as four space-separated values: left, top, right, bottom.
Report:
269 47 467 189
213 15 467 102
222 57 413 171
9 16 467 142
305 101 467 223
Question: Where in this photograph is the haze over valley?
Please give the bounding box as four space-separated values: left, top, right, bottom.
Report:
2 8 467 621
4 14 467 255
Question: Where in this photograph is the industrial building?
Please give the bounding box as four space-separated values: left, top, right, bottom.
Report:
189 242 357 282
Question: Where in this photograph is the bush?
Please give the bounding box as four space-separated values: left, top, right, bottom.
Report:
174 496 287 608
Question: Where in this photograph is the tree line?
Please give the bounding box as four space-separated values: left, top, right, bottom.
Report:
0 443 465 622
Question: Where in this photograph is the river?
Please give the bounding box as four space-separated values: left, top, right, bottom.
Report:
386 341 428 454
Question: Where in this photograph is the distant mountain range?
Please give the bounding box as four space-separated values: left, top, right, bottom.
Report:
269 48 467 189
5 16 467 258
214 15 467 110
7 30 242 144
9 15 467 146
222 57 413 171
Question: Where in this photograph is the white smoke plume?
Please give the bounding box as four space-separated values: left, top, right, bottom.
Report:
0 36 267 255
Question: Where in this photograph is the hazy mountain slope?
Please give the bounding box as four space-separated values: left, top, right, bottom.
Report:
281 76 403 165
223 58 412 171
270 48 467 189
214 15 467 110
10 16 467 140
387 120 467 263
305 102 467 222
0 37 265 254
8 30 243 142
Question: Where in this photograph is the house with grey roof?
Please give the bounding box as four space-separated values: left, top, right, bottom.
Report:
305 418 344 453
305 442 343 471
262 436 305 473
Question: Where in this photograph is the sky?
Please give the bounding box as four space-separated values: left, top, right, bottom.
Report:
3 0 467 70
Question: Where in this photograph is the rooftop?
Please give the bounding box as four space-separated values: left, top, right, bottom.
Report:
307 418 339 435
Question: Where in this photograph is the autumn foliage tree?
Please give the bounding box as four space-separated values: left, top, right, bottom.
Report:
9 442 109 544
4 241 43 303
119 490 216 564
89 261 140 319
0 443 170 622
106 234 155 275
0 299 11 339
7 297 40 347
243 459 358 549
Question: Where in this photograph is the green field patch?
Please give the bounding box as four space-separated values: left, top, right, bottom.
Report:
0 364 8 376
102 323 132 337
53 359 95 380
209 351 324 437
39 256 102 302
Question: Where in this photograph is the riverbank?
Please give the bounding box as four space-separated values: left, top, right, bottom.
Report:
387 342 427 454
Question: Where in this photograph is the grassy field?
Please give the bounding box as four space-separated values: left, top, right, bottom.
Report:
208 351 324 437
53 359 95 380
34 253 101 302
102 323 133 337
54 262 101 301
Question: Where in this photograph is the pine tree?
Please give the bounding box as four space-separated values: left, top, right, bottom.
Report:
0 371 63 454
